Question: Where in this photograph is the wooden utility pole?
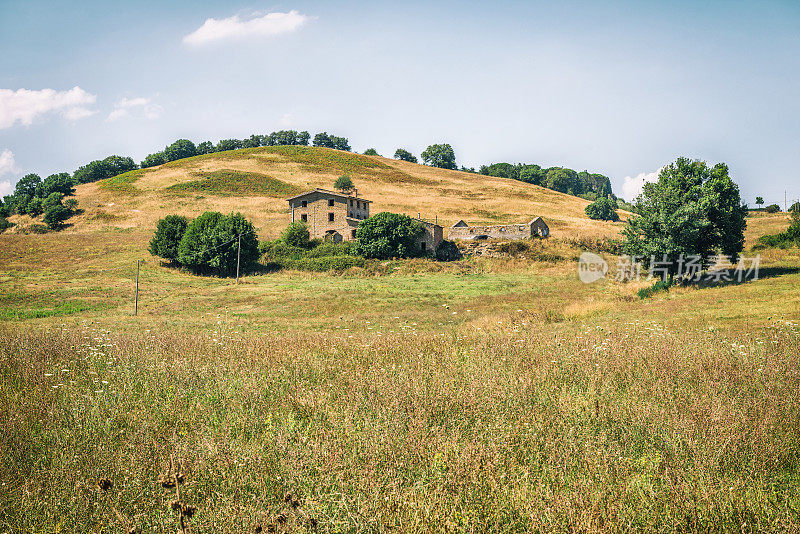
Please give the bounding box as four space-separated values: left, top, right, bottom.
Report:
236 234 241 284
135 260 139 316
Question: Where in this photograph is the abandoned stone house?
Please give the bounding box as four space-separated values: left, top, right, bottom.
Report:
448 217 550 240
286 188 370 242
285 189 444 251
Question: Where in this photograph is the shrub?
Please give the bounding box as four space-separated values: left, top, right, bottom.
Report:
282 256 365 272
435 240 462 261
259 241 307 261
356 212 425 259
0 216 14 233
790 202 800 213
64 198 79 211
281 222 312 249
585 197 620 221
637 280 672 299
28 223 48 234
149 215 189 261
363 148 380 156
496 240 530 256
43 205 70 229
307 241 357 257
765 204 780 213
394 148 417 163
178 212 259 276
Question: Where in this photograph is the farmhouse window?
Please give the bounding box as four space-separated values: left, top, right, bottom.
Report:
301 200 307 207
328 212 334 222
328 199 335 207
351 229 357 238
301 214 307 222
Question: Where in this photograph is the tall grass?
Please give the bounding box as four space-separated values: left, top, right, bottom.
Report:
2 320 799 532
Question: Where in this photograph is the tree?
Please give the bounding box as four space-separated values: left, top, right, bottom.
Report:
622 157 747 281
43 192 64 211
518 165 544 186
313 132 350 151
149 215 189 261
421 144 457 170
789 202 800 213
26 197 43 216
334 175 355 193
74 156 136 184
141 152 167 168
363 148 380 156
164 139 197 162
355 212 425 259
41 173 75 197
242 135 264 148
14 174 41 197
216 139 243 152
196 141 215 155
394 148 417 163
765 204 780 213
43 204 70 229
481 163 518 180
178 212 259 276
755 196 764 207
545 168 578 194
281 222 311 249
585 197 620 221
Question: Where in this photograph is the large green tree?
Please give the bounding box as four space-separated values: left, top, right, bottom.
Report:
149 215 189 261
622 157 747 281
178 212 259 276
421 144 457 170
356 212 425 259
164 139 197 162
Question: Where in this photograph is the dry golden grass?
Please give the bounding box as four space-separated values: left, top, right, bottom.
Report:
61 146 624 240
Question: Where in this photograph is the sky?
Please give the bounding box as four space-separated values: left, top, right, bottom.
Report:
0 0 798 204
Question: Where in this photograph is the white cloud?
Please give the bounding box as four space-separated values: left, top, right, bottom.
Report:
279 113 293 127
183 10 310 46
622 167 662 201
0 87 97 129
0 149 19 196
107 97 163 121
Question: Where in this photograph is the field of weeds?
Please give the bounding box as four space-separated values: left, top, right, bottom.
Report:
2 318 799 532
1 212 799 532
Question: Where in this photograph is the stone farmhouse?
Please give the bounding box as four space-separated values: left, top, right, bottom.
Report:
286 189 444 252
448 218 550 240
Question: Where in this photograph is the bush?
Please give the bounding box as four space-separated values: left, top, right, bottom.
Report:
26 197 43 217
765 204 780 213
178 212 259 276
281 222 312 249
585 197 620 221
259 241 307 261
149 215 189 261
0 216 14 233
356 212 425 259
43 205 71 229
363 148 380 156
394 148 417 163
435 240 462 261
637 280 672 299
496 240 530 256
307 241 357 257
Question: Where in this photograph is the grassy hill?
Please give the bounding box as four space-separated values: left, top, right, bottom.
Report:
66 146 624 239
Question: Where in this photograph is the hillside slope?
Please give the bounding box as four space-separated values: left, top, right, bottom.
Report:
69 146 624 239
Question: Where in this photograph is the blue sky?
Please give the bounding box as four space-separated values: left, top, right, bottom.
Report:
0 0 798 204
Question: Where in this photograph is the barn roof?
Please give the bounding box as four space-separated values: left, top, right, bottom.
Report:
285 188 372 203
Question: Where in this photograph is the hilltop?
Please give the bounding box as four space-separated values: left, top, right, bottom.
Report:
61 146 624 239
